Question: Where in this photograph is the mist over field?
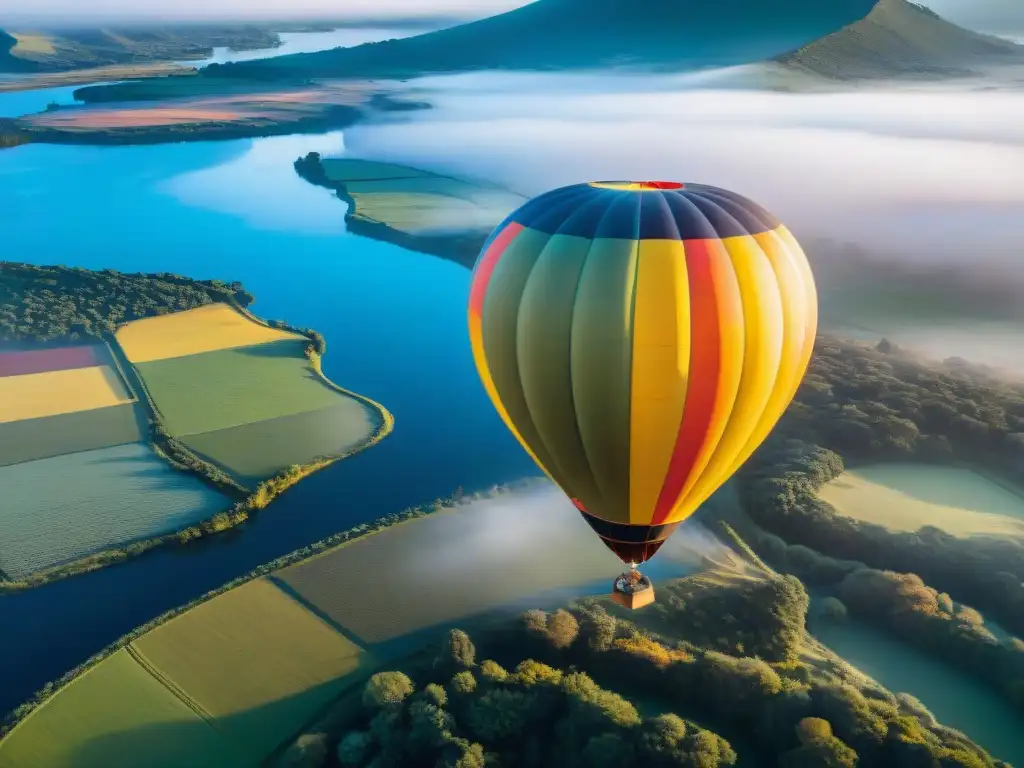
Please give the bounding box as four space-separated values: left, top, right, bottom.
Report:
344 70 1024 371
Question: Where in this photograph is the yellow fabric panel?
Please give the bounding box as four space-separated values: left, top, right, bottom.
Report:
718 225 818 486
672 234 785 522
628 239 691 526
0 365 133 424
669 238 746 520
468 310 556 484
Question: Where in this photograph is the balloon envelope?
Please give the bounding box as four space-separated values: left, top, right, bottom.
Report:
468 181 817 564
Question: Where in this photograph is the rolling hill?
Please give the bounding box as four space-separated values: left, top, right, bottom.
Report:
778 0 1024 79
205 0 879 79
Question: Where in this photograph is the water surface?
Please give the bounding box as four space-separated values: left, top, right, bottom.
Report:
811 618 1024 765
0 130 535 715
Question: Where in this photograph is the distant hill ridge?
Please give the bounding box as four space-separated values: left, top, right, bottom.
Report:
778 0 1024 79
207 0 879 78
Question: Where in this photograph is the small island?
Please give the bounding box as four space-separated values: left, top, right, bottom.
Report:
293 153 525 269
0 262 393 590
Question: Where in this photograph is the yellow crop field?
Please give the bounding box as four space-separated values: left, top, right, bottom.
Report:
10 33 57 55
0 366 132 424
131 577 366 760
0 649 242 768
116 303 301 363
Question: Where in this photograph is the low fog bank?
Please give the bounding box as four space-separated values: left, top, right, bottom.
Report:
412 483 745 583
344 70 1024 369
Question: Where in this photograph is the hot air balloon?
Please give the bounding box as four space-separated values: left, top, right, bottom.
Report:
468 180 817 608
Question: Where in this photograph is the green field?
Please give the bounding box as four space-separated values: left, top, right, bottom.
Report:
135 340 348 437
183 403 374 485
0 443 228 579
818 463 1024 539
0 649 243 768
275 497 628 645
0 403 146 467
131 577 366 760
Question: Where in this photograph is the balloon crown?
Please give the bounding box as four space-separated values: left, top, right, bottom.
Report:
589 180 684 191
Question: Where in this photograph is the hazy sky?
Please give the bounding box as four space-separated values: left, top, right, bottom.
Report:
0 0 528 24
2 0 1019 29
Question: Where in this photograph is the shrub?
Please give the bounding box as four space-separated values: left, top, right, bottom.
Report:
363 671 414 710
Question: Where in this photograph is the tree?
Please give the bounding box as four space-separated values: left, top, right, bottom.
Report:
546 609 580 649
778 718 857 767
479 660 509 682
437 629 476 672
465 687 537 742
363 671 414 710
450 670 477 696
337 731 373 767
638 713 687 759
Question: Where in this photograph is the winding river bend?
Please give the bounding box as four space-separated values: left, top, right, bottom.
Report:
0 25 536 716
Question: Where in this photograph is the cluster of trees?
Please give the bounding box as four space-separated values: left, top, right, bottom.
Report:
327 628 736 768
778 337 1024 468
0 263 254 342
837 569 1024 709
738 338 1024 637
740 436 1024 638
282 570 1004 768
0 118 28 148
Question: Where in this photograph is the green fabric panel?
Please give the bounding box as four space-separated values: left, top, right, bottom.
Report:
516 233 603 510
480 227 563 481
570 237 639 524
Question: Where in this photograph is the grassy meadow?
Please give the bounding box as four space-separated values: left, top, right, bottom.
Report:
0 403 146 467
0 443 228 579
275 493 639 645
818 463 1024 538
0 649 244 768
132 577 366 760
135 340 350 437
183 403 373 485
0 365 133 423
317 158 524 237
116 304 299 364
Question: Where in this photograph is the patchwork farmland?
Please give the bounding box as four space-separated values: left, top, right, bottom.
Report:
0 579 369 768
0 344 229 581
117 304 383 487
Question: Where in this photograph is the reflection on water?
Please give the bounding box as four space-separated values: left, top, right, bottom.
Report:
183 27 420 67
0 129 536 716
0 82 113 119
812 618 1024 765
163 132 349 233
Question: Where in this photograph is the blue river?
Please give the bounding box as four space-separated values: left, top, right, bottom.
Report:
0 129 536 715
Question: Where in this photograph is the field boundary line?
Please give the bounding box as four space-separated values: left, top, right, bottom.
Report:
124 643 217 725
266 575 369 650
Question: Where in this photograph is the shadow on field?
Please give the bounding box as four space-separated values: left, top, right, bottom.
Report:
230 339 307 359
67 679 359 768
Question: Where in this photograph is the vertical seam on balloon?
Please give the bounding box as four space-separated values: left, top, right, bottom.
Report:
720 225 806 482
625 190 643 524
685 229 785 514
630 191 684 526
669 195 750 508
569 192 639 517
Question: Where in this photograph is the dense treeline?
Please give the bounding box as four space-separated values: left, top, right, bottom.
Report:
738 338 1024 637
0 263 254 342
838 569 1024 709
280 570 1005 768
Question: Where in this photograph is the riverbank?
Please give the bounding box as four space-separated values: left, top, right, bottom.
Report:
0 63 194 93
0 481 537 738
0 271 394 592
4 82 427 149
293 153 521 268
